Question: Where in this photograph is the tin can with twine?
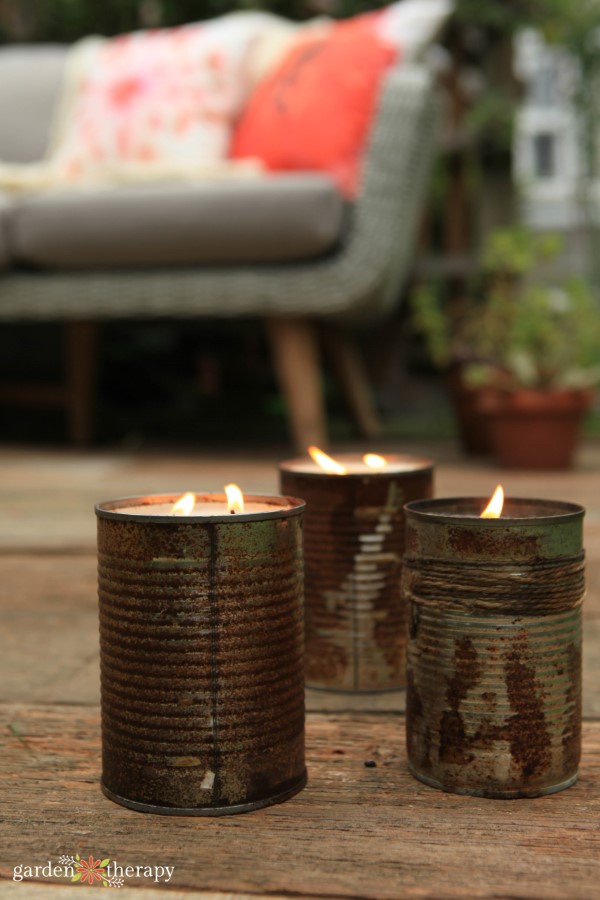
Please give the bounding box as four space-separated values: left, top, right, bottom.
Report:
403 497 585 798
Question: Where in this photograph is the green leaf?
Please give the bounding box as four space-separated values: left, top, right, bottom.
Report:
71 873 82 882
102 881 108 888
75 854 80 862
100 859 110 867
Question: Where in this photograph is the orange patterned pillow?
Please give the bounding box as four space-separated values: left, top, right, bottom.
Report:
229 14 398 197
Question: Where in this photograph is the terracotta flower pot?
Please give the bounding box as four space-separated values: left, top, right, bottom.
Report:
480 388 595 470
444 364 492 455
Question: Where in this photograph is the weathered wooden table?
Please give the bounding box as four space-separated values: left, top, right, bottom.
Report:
2 445 600 899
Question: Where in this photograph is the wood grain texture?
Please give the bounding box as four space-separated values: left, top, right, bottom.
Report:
2 705 600 900
0 881 274 900
2 445 600 899
1 887 277 900
0 450 282 551
0 443 599 551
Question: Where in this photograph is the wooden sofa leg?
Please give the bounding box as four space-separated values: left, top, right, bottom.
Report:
64 321 98 446
265 317 328 452
323 327 382 440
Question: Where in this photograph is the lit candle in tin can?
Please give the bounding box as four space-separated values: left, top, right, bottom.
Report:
96 489 306 815
280 449 434 692
403 490 585 798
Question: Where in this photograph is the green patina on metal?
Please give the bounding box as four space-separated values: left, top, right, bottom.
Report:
403 496 585 799
405 497 584 563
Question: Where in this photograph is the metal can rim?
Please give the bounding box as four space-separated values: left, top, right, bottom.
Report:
95 493 306 524
279 454 434 479
404 496 585 526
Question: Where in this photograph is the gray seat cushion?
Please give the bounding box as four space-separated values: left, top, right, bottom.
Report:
0 46 67 163
10 175 345 268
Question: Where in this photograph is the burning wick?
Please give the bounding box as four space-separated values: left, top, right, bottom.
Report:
308 447 348 475
171 492 196 516
480 485 504 519
363 453 387 469
225 483 244 515
307 445 347 475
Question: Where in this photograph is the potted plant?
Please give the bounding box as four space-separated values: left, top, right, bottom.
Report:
410 279 492 454
412 227 600 467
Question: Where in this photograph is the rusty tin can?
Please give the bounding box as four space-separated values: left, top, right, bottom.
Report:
280 455 434 692
403 497 585 798
96 493 306 815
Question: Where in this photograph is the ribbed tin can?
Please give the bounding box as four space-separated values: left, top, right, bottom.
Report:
96 493 306 816
403 497 585 798
280 455 434 692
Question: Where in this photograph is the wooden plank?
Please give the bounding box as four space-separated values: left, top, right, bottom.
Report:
1 706 600 899
0 451 283 551
435 460 600 517
306 687 405 713
1 887 278 900
0 445 599 551
584 619 600 718
0 556 99 705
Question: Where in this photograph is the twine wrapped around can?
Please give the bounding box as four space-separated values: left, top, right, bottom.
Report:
403 497 585 798
96 493 306 816
280 455 433 692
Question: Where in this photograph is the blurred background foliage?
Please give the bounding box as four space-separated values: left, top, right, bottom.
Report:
1 0 597 42
0 0 378 43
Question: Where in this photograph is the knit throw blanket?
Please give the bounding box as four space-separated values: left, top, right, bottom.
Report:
0 12 297 192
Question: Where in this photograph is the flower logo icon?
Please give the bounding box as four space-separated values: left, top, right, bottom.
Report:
59 854 123 887
73 856 108 885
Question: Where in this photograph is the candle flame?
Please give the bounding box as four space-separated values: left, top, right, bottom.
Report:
171 492 196 516
363 453 387 469
225 483 244 514
307 445 347 475
480 485 504 519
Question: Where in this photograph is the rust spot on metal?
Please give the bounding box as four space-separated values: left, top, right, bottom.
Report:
448 526 542 562
406 667 423 721
439 711 475 765
471 718 504 748
406 666 433 771
446 637 482 707
439 637 481 765
280 460 433 692
305 635 349 686
504 647 552 780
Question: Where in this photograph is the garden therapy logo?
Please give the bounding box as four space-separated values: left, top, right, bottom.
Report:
61 855 122 888
12 854 175 886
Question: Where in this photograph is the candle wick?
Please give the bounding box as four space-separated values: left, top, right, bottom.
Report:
230 510 236 515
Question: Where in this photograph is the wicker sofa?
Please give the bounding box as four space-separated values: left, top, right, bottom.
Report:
0 44 437 448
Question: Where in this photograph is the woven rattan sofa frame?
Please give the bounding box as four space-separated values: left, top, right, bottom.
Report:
0 66 436 449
